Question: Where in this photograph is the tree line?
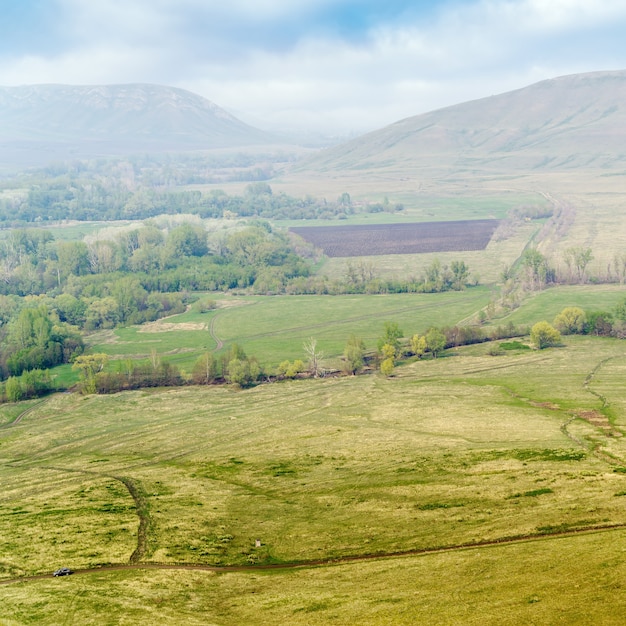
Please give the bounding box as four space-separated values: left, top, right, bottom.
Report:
2 301 625 403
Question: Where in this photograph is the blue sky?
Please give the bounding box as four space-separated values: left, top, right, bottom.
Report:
1 0 626 134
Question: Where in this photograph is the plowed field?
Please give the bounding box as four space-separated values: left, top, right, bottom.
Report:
290 219 499 257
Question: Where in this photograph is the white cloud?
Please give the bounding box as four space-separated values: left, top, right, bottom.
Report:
2 0 626 133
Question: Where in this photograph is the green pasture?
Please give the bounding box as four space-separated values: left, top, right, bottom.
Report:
498 284 626 327
86 290 493 372
2 336 626 624
84 284 626 375
272 193 544 229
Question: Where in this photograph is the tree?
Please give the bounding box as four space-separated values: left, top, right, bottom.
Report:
192 352 217 385
425 328 446 358
72 353 109 394
522 248 551 290
222 343 247 377
277 359 305 379
450 260 470 290
111 276 147 324
380 343 396 361
410 334 427 358
585 310 613 336
380 358 395 377
5 376 23 402
165 223 208 260
563 247 593 283
303 337 324 377
530 321 561 349
226 358 251 387
343 335 366 375
56 241 90 277
377 322 403 356
553 307 586 334
85 297 119 330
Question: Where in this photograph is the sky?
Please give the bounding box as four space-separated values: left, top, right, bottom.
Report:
1 0 626 135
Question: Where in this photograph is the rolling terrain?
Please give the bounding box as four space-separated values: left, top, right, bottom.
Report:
4 70 626 624
2 333 626 623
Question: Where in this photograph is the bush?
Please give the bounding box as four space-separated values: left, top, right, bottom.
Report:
530 321 561 349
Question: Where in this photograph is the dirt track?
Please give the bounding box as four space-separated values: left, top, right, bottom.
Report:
2 522 626 587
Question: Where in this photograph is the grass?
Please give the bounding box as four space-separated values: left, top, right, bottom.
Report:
3 530 626 624
5 299 626 621
2 338 626 575
499 284 626 327
86 289 494 371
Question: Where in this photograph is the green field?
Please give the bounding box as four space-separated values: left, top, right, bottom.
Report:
87 289 495 372
499 284 626 326
2 334 626 623
83 284 626 378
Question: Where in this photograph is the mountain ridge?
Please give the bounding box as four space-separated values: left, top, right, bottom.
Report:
0 83 276 166
295 70 626 179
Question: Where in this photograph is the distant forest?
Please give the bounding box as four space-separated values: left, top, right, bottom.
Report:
0 154 403 226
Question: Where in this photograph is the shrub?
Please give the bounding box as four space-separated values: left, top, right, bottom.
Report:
530 321 561 349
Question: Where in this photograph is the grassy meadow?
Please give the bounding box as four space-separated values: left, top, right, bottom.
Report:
83 283 626 377
500 284 626 327
2 334 626 622
3 530 626 625
86 289 495 372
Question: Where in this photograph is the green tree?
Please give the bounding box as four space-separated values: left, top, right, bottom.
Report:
530 321 561 349
377 321 403 356
192 352 217 385
72 353 109 394
56 241 90 277
111 276 147 324
410 334 427 358
450 260 470 290
522 248 551 290
343 335 366 375
226 358 251 387
277 359 305 379
553 307 586 334
165 223 208 259
85 297 119 329
614 297 626 322
425 328 446 358
380 358 395 377
5 376 23 402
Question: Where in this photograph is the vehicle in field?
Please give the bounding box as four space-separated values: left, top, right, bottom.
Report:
53 567 73 577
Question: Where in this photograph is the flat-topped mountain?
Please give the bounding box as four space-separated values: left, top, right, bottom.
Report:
296 70 626 182
0 83 275 166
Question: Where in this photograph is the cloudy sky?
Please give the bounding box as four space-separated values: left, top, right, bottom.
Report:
1 0 626 134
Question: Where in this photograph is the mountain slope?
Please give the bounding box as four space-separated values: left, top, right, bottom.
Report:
0 83 275 165
298 70 626 178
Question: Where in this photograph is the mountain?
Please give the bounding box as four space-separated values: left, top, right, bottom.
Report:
0 83 276 166
294 70 626 185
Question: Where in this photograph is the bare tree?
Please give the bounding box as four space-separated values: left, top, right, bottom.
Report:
303 337 324 377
